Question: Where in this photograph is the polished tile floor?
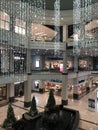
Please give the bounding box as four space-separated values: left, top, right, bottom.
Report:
0 89 98 130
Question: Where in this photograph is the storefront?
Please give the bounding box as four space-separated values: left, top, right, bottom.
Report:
32 80 45 93
78 57 92 71
0 85 7 101
14 82 24 97
45 59 73 72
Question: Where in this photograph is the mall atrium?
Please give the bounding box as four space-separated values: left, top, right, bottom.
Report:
0 0 98 130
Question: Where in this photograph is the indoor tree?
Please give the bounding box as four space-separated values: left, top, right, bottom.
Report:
45 89 56 109
29 96 38 116
2 104 17 129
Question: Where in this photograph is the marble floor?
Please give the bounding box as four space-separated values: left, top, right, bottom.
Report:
0 89 98 130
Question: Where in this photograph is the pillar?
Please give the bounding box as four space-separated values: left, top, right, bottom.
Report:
61 25 68 105
9 49 14 73
24 19 32 107
89 76 93 91
73 54 79 99
74 55 78 73
61 45 68 105
24 73 32 107
63 25 68 42
73 73 79 99
7 83 15 102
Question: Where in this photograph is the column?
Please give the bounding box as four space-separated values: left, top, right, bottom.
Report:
7 83 14 102
73 73 79 99
0 51 1 74
39 80 45 93
24 73 32 107
63 25 68 42
61 25 68 105
89 76 93 91
24 18 32 107
61 44 68 105
74 55 78 73
73 55 79 99
10 13 15 74
9 49 14 74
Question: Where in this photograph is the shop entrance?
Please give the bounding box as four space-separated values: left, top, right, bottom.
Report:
0 86 7 101
14 82 24 97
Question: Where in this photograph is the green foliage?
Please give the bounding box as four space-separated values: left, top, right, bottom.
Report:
29 96 38 116
45 89 56 109
2 104 17 129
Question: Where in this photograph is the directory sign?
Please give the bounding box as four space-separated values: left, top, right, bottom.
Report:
88 98 95 111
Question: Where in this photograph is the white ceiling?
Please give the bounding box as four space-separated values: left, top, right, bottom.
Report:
29 2 98 42
44 10 73 25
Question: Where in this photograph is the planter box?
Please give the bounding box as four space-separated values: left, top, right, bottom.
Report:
13 113 42 130
12 105 79 130
42 105 79 130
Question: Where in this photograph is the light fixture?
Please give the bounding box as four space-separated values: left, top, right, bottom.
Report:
61 17 63 20
74 34 79 41
96 20 98 23
52 17 54 20
73 0 98 56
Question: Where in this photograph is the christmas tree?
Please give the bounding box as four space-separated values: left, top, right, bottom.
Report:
2 104 17 129
29 96 38 116
45 89 56 109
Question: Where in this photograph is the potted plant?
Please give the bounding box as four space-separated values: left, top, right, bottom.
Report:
29 96 38 116
21 96 41 130
2 104 17 130
45 89 56 111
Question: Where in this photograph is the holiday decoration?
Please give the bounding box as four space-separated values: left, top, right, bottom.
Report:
29 96 38 116
2 104 17 129
45 89 56 109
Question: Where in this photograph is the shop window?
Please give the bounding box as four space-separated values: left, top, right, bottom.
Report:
0 86 7 101
15 18 26 35
0 11 10 30
79 59 88 70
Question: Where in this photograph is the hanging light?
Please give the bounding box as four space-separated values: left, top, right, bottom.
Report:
73 0 98 56
54 0 61 56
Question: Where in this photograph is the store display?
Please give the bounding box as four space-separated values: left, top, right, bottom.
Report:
45 60 73 72
88 98 95 111
79 59 87 69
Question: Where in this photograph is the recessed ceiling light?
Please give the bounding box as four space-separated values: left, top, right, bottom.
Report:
61 18 64 20
52 18 54 20
35 27 38 29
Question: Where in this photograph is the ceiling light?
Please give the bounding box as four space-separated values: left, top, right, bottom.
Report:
35 27 38 29
61 17 63 20
73 34 79 41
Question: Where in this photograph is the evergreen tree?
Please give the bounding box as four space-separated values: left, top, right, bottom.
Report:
2 104 17 129
46 89 56 108
29 96 38 116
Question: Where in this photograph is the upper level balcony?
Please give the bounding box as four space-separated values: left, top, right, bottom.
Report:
0 71 92 85
30 41 65 50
